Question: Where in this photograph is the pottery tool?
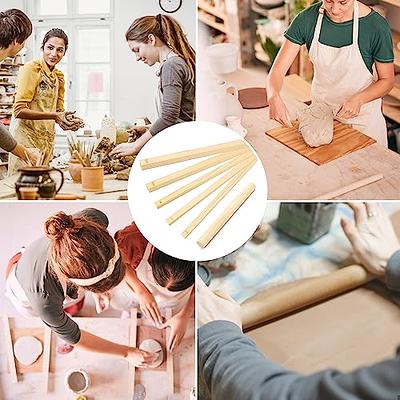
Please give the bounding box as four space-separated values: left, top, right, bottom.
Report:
241 264 372 330
165 308 174 395
312 174 384 200
24 151 34 166
94 188 127 195
146 149 245 192
167 156 256 225
155 152 252 208
182 159 257 237
266 121 376 165
72 150 87 167
140 140 247 170
54 193 87 200
197 182 256 248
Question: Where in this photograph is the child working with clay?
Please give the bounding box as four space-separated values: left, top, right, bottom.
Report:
111 222 195 352
5 209 156 367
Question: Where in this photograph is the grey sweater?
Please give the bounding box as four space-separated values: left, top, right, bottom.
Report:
150 56 194 135
0 120 17 152
199 250 400 400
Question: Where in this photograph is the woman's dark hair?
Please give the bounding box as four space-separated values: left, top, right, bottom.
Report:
41 28 69 51
0 9 32 49
150 249 194 292
45 212 125 294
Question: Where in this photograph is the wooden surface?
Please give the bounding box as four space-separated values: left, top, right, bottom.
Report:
223 68 400 199
246 287 400 374
267 121 376 165
0 170 128 200
137 325 167 371
0 316 195 400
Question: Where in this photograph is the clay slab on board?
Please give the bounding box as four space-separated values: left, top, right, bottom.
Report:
266 121 376 165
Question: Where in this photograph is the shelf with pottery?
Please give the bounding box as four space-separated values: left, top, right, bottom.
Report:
222 68 400 199
198 0 226 19
392 31 400 68
198 9 228 34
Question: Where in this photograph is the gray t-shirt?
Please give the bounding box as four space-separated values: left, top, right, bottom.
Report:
15 236 81 344
150 56 195 135
0 120 17 152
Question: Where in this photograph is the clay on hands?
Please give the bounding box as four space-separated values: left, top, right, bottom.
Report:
297 102 334 147
139 339 163 368
65 112 85 131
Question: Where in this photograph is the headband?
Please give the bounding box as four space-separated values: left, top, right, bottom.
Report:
69 240 120 287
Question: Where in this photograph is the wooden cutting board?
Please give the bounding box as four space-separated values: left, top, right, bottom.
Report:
266 121 376 165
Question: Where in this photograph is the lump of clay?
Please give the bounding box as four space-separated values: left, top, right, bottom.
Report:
14 336 43 365
297 102 334 147
139 339 163 368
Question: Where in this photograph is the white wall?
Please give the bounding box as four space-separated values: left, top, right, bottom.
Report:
113 0 196 123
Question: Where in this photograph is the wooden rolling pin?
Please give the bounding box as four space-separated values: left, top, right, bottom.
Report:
241 264 373 331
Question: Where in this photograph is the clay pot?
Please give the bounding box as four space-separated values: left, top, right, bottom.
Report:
81 166 104 192
68 160 83 183
15 167 64 199
65 369 90 394
19 187 39 200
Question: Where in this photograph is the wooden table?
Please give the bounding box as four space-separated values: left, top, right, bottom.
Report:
225 69 400 200
246 286 400 374
0 170 128 201
0 316 195 400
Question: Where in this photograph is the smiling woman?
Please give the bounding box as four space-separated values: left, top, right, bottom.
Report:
7 27 83 175
109 14 196 159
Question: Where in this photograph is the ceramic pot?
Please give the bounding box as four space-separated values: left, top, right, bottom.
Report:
68 160 83 183
206 43 238 74
65 369 90 394
81 166 104 192
15 167 64 199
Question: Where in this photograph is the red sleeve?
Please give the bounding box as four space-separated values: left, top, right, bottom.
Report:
114 223 148 271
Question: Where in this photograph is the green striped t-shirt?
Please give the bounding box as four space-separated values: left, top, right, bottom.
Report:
284 2 394 73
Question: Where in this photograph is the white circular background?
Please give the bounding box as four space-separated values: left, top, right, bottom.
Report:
128 121 268 261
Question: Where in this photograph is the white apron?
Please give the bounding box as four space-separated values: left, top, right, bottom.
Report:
309 0 387 146
111 243 193 314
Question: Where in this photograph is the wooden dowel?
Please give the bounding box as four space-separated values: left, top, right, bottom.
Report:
146 149 247 192
155 152 253 208
140 140 248 170
241 265 372 330
197 182 256 248
42 327 51 393
312 174 383 200
2 315 18 383
167 156 255 225
182 159 256 237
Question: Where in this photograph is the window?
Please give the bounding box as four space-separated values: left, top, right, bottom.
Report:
27 0 113 131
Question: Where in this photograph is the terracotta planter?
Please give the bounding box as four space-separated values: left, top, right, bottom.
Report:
68 160 83 183
81 166 104 192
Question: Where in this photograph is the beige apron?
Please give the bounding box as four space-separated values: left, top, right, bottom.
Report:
309 1 387 146
111 243 193 314
8 59 60 175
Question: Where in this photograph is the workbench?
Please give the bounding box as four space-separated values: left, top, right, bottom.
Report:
0 316 195 400
224 68 400 199
0 170 128 200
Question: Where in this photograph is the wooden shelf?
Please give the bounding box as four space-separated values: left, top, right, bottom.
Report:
392 31 400 68
254 42 271 65
198 0 226 20
198 10 227 33
0 82 15 86
383 104 400 124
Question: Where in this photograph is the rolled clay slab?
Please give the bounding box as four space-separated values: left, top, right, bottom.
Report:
14 335 43 365
238 87 268 109
139 339 163 368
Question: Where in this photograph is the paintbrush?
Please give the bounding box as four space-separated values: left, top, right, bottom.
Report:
72 150 87 167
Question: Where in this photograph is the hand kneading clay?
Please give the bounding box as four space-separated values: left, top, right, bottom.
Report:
297 102 334 147
139 339 163 368
14 336 43 365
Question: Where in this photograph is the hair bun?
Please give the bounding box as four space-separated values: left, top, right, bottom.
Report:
45 212 74 240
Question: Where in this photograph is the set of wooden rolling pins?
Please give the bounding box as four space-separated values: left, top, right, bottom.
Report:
140 140 257 248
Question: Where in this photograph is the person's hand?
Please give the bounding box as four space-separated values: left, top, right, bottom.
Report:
341 203 400 276
24 147 41 165
128 126 149 141
55 112 76 130
198 278 242 329
91 291 111 314
109 142 138 158
125 347 158 367
138 290 163 326
268 94 293 127
11 144 40 165
336 94 363 119
160 314 189 352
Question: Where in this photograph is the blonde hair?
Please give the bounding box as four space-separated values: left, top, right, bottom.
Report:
125 14 195 85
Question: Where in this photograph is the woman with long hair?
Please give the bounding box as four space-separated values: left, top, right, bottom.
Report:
5 209 155 366
8 28 80 175
110 14 195 158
